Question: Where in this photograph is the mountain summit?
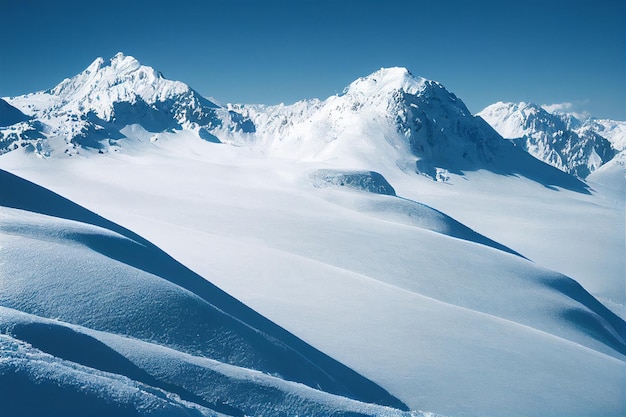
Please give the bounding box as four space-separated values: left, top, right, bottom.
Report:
235 66 504 177
234 66 586 191
343 67 429 96
3 53 253 153
51 53 185 110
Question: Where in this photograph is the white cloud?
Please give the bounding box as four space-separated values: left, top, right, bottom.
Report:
541 101 591 121
542 102 574 113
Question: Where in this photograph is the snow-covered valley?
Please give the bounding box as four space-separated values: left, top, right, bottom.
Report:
0 54 624 417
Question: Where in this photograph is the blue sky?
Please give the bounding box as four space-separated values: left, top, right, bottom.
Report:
1 0 624 119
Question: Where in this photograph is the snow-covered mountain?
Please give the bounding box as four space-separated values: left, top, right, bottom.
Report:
0 98 45 153
1 53 253 155
1 53 624 417
226 67 587 194
2 56 586 193
231 67 504 179
477 101 618 178
576 118 626 152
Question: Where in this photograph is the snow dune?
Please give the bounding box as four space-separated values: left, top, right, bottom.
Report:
1 308 414 417
0 168 411 416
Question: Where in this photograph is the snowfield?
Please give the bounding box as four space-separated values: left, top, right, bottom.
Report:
0 167 411 417
0 54 624 417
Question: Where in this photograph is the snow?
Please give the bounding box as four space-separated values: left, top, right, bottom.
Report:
35 52 197 122
588 150 626 192
1 53 244 156
343 67 429 97
228 66 505 186
1 130 623 417
0 167 413 415
0 54 624 417
477 101 536 139
477 101 617 178
1 307 412 417
0 330 223 417
582 118 626 151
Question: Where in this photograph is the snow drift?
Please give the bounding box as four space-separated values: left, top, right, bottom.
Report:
0 168 410 416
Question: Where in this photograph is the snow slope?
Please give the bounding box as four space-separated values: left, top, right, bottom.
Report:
1 55 624 417
477 101 616 178
0 168 411 416
0 99 29 127
588 150 626 191
1 131 623 417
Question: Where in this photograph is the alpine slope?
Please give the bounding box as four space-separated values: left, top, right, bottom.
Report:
1 53 624 417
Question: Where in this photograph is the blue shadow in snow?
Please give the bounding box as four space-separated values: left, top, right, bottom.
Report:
0 371 140 417
10 322 245 417
0 168 409 411
542 277 626 356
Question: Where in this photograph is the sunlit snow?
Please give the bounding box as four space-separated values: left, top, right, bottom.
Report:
1 53 624 417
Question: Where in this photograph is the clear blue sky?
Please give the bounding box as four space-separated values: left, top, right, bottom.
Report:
1 0 624 119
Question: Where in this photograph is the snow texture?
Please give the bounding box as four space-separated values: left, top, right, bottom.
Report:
1 54 624 417
0 168 411 416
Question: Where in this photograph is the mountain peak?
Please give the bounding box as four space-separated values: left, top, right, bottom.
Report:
487 101 544 114
345 66 428 97
53 52 167 95
108 52 141 72
82 53 142 77
112 51 129 61
478 101 616 178
45 52 194 123
85 56 105 73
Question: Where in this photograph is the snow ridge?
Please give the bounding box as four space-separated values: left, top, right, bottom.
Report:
478 101 617 178
2 53 253 155
0 168 411 416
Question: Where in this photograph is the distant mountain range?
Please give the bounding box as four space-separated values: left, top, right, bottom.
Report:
478 101 623 178
1 53 608 189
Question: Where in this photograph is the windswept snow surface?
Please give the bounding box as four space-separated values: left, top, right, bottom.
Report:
0 167 412 416
1 56 624 417
1 130 623 417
